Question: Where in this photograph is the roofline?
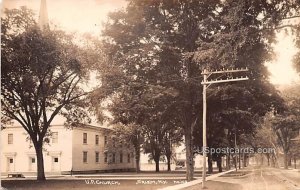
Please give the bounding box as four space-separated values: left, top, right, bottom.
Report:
3 123 113 131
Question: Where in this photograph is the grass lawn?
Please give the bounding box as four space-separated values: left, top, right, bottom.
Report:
1 179 188 190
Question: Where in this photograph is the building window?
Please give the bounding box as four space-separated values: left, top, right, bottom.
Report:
31 158 36 163
95 152 99 163
83 151 88 163
127 153 131 163
54 157 58 163
83 133 87 144
95 135 99 145
104 152 108 163
120 153 123 163
52 132 58 143
112 153 116 163
104 136 107 145
9 158 13 163
8 134 13 144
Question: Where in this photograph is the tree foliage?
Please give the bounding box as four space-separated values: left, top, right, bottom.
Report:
1 7 91 180
98 0 299 179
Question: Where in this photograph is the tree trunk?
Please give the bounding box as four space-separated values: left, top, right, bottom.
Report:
185 128 194 181
238 151 241 169
226 152 231 170
284 152 288 169
167 155 171 172
208 152 213 174
155 160 160 172
243 154 247 167
35 143 46 181
267 154 270 166
271 154 276 167
154 154 160 172
288 156 292 167
217 156 222 172
294 157 297 169
234 155 237 171
135 145 140 173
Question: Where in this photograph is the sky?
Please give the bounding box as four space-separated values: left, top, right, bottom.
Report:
1 0 127 34
267 31 299 85
1 0 299 85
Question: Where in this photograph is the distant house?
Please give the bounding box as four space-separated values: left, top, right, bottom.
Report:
1 123 136 176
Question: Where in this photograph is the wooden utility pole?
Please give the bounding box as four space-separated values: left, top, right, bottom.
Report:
235 131 238 171
201 68 248 189
202 70 207 186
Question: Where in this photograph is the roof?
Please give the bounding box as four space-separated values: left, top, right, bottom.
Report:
5 115 113 132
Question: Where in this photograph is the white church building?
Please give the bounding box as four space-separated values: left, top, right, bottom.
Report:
1 122 136 176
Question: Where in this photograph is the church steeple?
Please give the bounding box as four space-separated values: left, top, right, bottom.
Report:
38 0 49 30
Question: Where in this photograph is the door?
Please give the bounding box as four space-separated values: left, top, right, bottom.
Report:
7 157 14 172
51 157 60 171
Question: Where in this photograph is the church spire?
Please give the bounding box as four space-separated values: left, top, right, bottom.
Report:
38 0 49 30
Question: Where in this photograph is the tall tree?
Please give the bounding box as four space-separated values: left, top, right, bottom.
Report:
127 0 220 180
254 113 281 167
271 112 300 169
111 123 144 172
273 84 300 169
191 0 290 173
1 8 91 180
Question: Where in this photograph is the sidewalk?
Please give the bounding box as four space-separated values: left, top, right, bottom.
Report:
158 169 235 190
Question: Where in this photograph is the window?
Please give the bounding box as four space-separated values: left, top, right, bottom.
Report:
54 157 58 163
83 152 88 163
120 153 123 163
8 134 13 144
95 135 99 145
104 136 107 145
112 153 116 163
9 158 13 163
127 153 131 163
83 133 87 144
95 152 99 163
31 158 35 163
104 153 108 163
52 132 58 143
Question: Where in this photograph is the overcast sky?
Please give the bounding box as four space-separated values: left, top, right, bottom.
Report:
1 0 127 34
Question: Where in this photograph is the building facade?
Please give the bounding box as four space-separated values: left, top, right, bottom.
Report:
1 124 136 176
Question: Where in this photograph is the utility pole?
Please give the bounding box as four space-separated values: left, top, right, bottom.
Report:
201 68 248 189
202 70 207 186
235 130 237 172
